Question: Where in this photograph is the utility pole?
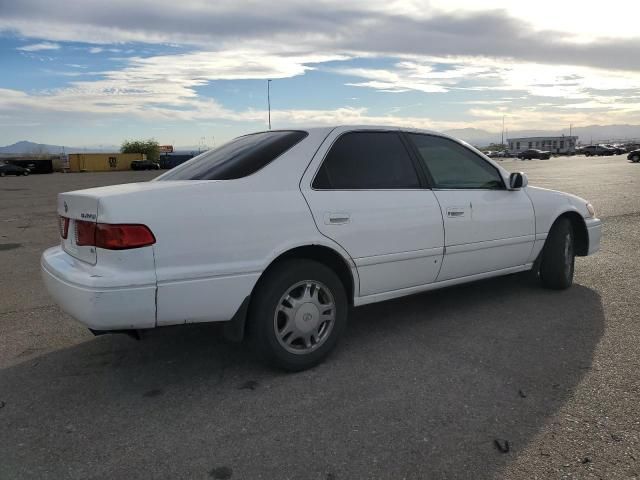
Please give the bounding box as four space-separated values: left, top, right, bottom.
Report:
267 79 272 130
501 115 505 146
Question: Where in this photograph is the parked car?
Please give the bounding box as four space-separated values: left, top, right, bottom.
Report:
131 160 160 170
41 126 602 371
628 150 640 163
0 163 30 176
484 151 508 158
603 144 626 155
581 145 615 156
517 149 551 160
623 144 640 153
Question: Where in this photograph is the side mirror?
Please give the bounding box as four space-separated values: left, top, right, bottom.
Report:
509 172 528 189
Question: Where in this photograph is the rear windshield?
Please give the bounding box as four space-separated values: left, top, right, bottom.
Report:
155 130 308 180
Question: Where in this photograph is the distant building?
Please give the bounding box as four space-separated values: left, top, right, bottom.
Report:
67 153 145 172
508 136 578 154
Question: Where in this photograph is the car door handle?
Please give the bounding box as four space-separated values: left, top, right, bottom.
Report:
446 207 466 218
324 213 351 225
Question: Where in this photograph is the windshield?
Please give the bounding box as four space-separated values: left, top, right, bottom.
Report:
155 130 307 181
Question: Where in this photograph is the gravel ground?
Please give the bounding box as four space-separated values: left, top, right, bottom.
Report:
0 155 638 479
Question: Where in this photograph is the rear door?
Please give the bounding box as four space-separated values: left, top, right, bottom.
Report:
301 129 444 297
406 133 535 281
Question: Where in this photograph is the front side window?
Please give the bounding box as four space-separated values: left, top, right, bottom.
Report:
313 131 420 189
156 130 307 181
407 134 505 190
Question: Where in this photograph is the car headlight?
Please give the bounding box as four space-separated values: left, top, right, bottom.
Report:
586 203 596 218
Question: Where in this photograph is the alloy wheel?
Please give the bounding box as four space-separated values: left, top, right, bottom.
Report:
273 280 336 355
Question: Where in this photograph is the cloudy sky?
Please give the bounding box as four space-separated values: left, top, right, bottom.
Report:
1 0 640 147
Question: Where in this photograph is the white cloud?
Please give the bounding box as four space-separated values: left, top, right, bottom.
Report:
3 1 640 71
0 49 349 123
17 42 60 52
333 55 640 112
336 60 498 93
428 0 640 40
3 1 640 139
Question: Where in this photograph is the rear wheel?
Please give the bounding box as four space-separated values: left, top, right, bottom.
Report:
248 259 348 371
631 154 640 163
539 218 575 290
0 172 5 177
23 171 29 176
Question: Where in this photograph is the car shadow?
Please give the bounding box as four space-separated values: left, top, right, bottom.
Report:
0 274 604 480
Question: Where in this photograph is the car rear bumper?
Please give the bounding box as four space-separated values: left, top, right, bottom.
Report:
585 217 602 255
41 246 156 330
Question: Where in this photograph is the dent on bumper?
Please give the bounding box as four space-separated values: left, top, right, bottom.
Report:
41 246 156 330
585 218 602 255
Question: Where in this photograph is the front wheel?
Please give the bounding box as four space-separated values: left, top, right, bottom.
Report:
248 259 348 371
631 154 640 163
539 218 575 290
23 171 29 176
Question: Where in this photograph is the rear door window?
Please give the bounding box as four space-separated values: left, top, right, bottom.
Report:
313 131 420 189
156 130 307 180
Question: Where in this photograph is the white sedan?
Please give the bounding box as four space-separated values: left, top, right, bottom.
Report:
42 126 601 371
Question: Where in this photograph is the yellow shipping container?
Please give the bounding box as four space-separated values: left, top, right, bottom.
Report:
67 153 146 172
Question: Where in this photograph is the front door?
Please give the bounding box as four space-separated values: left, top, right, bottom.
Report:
405 133 535 281
301 129 444 297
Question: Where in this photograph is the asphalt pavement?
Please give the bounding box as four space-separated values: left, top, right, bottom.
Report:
0 155 639 479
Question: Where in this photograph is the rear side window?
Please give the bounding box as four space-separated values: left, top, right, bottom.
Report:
156 130 307 180
313 131 420 189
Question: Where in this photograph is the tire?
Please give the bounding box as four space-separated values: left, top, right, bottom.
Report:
0 172 5 177
248 259 348 371
631 154 640 163
539 218 575 290
23 171 29 176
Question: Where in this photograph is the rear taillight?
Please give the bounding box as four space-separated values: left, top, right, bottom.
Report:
75 220 96 246
58 216 70 239
95 224 156 250
74 221 155 250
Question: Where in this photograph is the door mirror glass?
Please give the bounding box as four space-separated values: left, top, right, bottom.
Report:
509 172 528 189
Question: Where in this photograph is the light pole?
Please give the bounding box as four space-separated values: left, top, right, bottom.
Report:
267 79 272 130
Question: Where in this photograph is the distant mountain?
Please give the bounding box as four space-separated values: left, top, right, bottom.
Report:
445 124 640 147
0 141 114 154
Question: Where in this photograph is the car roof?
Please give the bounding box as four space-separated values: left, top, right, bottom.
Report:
255 125 458 138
